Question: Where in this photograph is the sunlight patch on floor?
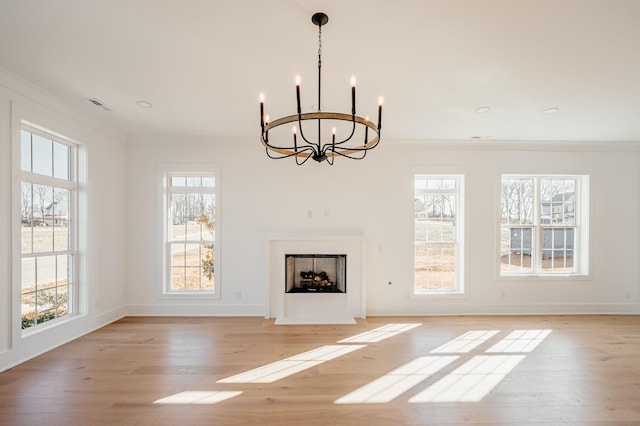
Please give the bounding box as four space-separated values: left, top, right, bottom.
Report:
153 391 243 404
335 328 553 404
486 329 552 353
334 356 458 404
409 355 526 402
430 330 500 353
338 323 422 343
217 345 366 384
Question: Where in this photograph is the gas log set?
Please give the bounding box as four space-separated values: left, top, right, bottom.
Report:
298 270 337 292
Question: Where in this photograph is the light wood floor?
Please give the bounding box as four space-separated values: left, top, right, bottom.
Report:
1 315 639 425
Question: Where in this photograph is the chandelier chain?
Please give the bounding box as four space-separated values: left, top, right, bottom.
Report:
318 24 322 60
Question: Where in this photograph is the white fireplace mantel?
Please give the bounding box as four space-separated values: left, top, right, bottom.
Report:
266 234 366 324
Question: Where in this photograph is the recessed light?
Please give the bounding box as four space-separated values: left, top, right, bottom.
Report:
475 107 490 114
543 107 559 114
137 100 153 108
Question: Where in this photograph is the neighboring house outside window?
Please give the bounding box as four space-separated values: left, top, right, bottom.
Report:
165 174 217 293
20 127 77 329
500 175 589 276
414 175 465 295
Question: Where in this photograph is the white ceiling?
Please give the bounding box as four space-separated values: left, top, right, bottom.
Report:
1 0 640 143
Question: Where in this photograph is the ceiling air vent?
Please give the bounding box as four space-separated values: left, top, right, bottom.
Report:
87 98 112 112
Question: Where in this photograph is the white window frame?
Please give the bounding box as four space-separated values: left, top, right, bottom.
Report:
413 174 465 296
161 169 220 297
499 174 590 278
11 103 86 336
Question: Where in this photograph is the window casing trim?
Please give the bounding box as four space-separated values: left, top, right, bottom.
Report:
413 173 466 297
158 165 221 298
11 103 86 338
497 173 590 279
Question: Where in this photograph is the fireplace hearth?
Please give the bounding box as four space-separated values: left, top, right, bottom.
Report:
285 254 346 293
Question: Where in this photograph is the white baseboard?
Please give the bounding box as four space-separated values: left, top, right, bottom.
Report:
126 302 639 318
126 303 265 316
367 302 640 316
274 316 357 325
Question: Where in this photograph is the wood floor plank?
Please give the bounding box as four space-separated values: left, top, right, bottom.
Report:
1 315 639 425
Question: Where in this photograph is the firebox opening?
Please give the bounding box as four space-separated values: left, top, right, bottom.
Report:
285 254 347 293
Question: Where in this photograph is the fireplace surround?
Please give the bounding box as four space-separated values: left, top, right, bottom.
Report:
267 235 365 324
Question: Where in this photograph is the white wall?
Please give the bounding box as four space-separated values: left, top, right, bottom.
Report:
126 136 640 317
0 69 127 373
2 65 639 373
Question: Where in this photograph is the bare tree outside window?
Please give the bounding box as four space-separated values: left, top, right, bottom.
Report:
501 178 533 225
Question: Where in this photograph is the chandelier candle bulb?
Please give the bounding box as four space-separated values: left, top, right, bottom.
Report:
351 76 356 115
378 96 383 130
295 75 302 114
259 93 265 127
332 126 336 150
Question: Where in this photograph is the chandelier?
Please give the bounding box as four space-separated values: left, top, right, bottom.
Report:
259 12 383 165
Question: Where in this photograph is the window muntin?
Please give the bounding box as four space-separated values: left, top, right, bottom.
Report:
414 175 464 294
500 175 586 276
166 174 216 293
20 128 76 330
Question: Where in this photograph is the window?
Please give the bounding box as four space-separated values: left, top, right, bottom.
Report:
20 127 77 329
414 175 464 294
500 175 589 276
165 174 217 293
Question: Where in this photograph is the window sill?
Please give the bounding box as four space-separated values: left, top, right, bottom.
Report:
410 291 468 300
20 312 84 337
498 273 592 281
161 291 220 300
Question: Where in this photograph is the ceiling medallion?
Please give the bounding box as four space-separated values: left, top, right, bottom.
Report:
259 12 383 165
